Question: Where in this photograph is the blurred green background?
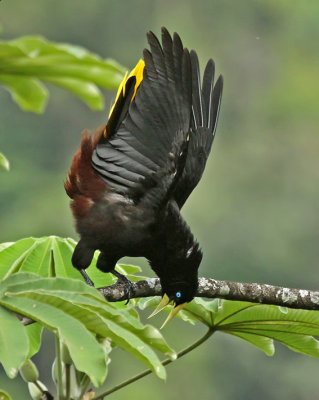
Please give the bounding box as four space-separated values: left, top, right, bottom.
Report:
1 0 319 399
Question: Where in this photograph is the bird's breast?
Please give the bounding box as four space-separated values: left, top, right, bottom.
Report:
76 193 154 251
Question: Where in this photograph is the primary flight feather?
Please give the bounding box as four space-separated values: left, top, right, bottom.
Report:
65 27 223 327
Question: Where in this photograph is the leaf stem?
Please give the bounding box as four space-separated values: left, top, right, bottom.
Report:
79 375 91 399
55 335 64 400
93 327 214 399
65 363 71 400
34 381 54 400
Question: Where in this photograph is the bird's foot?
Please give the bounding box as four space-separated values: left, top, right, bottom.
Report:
112 270 134 304
80 269 95 287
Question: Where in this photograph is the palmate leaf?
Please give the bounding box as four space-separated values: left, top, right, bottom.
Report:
10 276 172 378
0 35 126 112
0 270 173 381
140 295 319 359
214 302 319 358
0 236 172 381
2 297 107 387
0 273 107 386
0 236 138 284
173 298 319 358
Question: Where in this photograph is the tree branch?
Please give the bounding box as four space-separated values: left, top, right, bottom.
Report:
18 277 319 327
98 277 319 310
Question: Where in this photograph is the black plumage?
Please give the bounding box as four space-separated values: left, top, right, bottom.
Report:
65 27 223 324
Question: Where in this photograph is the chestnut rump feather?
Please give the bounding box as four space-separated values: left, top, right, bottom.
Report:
64 126 106 218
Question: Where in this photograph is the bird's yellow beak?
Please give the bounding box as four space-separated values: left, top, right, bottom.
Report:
147 294 186 329
160 303 186 329
148 294 171 318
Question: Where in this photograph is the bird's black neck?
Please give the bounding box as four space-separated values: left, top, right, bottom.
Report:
148 201 201 283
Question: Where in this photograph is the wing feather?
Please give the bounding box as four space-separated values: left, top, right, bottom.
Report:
92 28 192 199
190 51 204 128
202 59 215 128
174 53 223 208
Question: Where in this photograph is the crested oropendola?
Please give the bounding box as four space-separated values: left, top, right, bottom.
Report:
65 27 223 327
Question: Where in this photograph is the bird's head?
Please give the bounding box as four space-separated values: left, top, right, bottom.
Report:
149 244 202 328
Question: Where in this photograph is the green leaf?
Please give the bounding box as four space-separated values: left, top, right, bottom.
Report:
0 295 107 386
0 242 14 252
0 236 83 280
1 273 104 302
0 237 38 279
110 309 176 360
0 306 29 378
0 152 10 171
29 289 168 378
226 331 275 356
168 297 319 359
213 301 319 358
26 323 43 358
116 263 147 282
18 238 52 276
0 273 108 386
50 237 82 280
0 273 168 380
0 42 25 58
78 304 167 380
91 301 176 361
0 390 12 400
117 264 142 275
43 77 104 110
213 301 255 326
0 75 48 113
183 298 219 326
237 329 319 358
0 35 126 112
0 271 44 292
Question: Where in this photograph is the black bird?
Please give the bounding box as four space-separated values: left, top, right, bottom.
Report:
65 27 223 327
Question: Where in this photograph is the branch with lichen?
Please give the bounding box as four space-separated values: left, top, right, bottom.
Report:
18 276 319 327
98 277 319 311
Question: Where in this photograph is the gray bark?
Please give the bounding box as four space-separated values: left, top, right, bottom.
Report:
99 277 319 310
19 277 319 326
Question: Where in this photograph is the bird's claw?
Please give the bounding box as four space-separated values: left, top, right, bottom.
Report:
112 271 134 304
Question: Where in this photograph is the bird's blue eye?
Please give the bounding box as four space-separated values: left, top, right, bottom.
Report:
176 291 182 298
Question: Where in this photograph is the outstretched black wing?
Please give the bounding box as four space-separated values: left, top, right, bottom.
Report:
92 28 192 199
174 51 223 208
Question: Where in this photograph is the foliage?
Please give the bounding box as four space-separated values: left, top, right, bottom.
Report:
1 237 319 398
0 33 126 175
0 238 174 391
140 296 319 358
0 35 125 113
0 390 11 400
1 1 318 399
0 153 9 171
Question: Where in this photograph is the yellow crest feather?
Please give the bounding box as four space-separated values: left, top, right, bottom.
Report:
108 59 145 119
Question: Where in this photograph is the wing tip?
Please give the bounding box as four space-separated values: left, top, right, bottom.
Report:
215 74 224 93
210 74 224 132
